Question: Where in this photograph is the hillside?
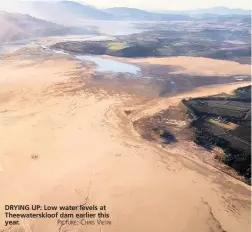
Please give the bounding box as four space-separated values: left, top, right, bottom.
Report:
0 1 111 22
104 7 191 20
1 1 191 22
156 6 251 15
1 2 250 24
0 11 94 43
189 7 251 15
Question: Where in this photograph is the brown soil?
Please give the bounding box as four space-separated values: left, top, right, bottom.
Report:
0 48 251 232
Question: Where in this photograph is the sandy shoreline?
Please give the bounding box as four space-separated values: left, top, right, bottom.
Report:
0 52 251 232
102 55 251 77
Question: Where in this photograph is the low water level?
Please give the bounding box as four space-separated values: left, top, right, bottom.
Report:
0 41 30 54
75 55 141 74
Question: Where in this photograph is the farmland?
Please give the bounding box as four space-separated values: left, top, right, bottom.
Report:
133 85 251 184
183 86 251 182
51 16 251 64
107 42 129 50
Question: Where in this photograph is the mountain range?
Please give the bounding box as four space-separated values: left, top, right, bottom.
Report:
104 7 191 20
0 11 95 43
0 1 250 43
156 6 251 16
1 1 110 23
1 1 250 24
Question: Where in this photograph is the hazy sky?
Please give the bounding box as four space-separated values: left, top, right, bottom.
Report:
81 0 251 10
2 0 252 10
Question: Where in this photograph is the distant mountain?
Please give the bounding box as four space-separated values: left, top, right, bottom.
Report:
1 1 250 24
190 7 251 15
0 11 95 43
0 1 191 23
49 1 110 20
105 7 151 18
156 6 251 16
104 7 191 20
6 2 248 23
0 1 111 24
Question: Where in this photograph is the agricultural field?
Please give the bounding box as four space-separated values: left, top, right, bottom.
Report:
208 118 238 130
107 42 129 50
183 85 251 182
184 99 251 119
51 16 251 63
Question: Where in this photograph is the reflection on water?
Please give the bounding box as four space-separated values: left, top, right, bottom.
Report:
75 55 141 74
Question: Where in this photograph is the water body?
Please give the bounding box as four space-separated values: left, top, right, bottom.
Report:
77 21 143 36
75 55 141 74
52 49 68 55
0 41 28 54
0 37 41 54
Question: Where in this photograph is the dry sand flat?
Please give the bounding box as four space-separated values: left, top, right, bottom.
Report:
107 56 251 76
127 82 252 121
0 54 251 232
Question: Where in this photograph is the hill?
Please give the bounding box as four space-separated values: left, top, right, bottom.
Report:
189 7 251 15
104 7 191 20
156 6 251 16
1 1 191 23
0 11 94 43
0 1 111 23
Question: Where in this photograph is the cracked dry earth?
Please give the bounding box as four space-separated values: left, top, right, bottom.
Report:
0 55 251 232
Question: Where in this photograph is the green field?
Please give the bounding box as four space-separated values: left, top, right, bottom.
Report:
208 118 237 130
107 42 128 51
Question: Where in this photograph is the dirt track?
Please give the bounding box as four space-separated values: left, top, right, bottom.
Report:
0 53 251 232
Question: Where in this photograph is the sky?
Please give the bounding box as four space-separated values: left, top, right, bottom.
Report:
1 0 251 11
80 0 252 10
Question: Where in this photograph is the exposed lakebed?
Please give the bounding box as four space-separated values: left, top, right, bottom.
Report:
2 40 249 99
44 48 252 98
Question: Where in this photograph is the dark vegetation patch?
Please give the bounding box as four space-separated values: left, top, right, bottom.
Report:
109 44 159 57
124 110 132 115
183 86 251 183
51 17 251 63
51 41 108 55
51 41 160 58
133 105 192 144
235 85 252 99
130 19 251 64
159 130 177 143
